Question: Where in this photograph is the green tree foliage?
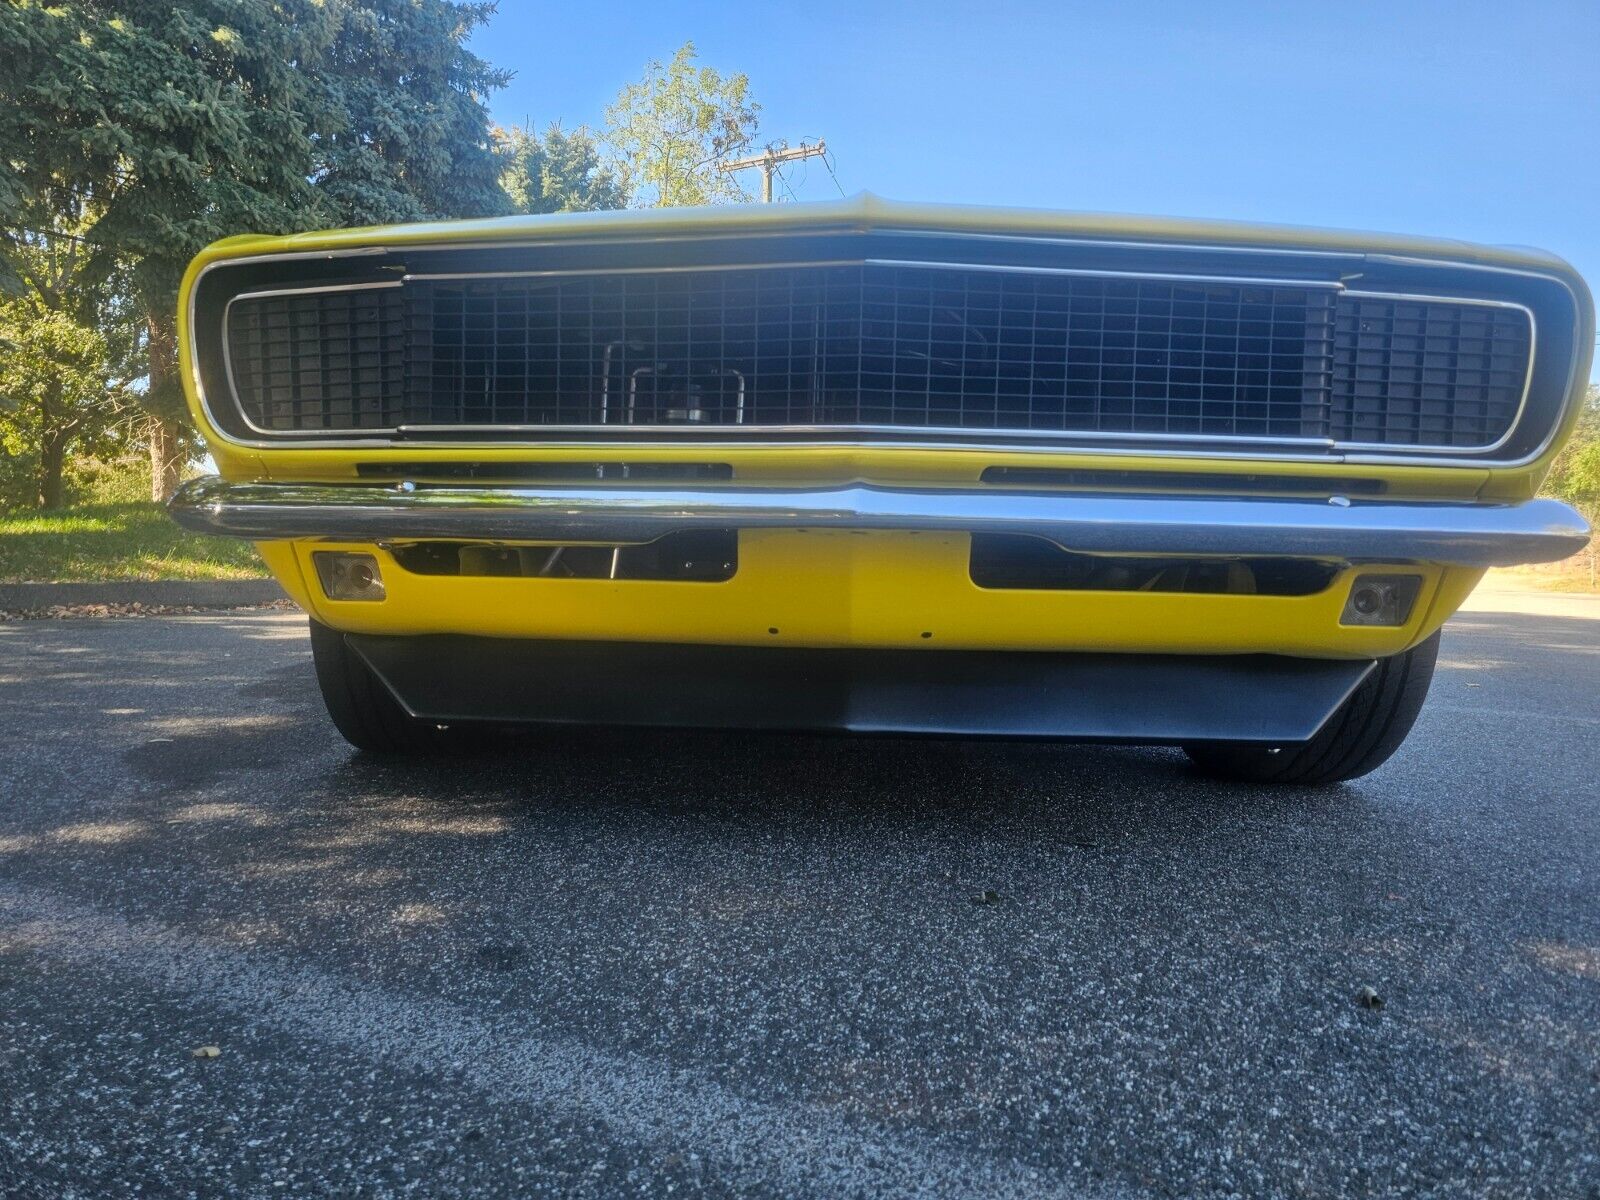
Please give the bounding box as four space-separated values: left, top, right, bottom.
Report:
603 42 760 208
0 1 509 498
307 0 511 227
497 123 626 215
1 2 325 318
0 220 143 510
0 298 132 510
0 11 769 506
1 2 323 496
1544 385 1600 508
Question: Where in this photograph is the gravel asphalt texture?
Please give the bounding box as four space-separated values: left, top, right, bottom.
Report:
1 596 1596 1198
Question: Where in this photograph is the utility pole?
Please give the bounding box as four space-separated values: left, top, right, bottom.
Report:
719 140 827 203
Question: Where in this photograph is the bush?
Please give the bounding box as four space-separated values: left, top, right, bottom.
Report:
1545 386 1600 510
68 454 152 506
0 453 148 513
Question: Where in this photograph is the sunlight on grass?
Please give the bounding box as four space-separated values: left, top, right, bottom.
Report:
0 502 267 582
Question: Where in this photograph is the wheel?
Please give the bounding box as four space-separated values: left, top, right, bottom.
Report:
1183 631 1441 786
308 620 455 754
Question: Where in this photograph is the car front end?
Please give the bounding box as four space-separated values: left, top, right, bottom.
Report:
170 195 1592 779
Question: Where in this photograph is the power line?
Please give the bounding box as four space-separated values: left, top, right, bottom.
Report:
821 147 847 198
718 140 827 203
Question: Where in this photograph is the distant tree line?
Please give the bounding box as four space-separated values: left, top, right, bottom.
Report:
1545 385 1600 519
0 2 760 508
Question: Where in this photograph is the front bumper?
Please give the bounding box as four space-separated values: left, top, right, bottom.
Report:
170 476 1590 569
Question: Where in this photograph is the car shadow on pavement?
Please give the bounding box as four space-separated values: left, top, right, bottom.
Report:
111 632 1409 851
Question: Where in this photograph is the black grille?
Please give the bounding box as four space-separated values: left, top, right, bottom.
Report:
228 287 406 430
1330 296 1530 447
224 264 1530 449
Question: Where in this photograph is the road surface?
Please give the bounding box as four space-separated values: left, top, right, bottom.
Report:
2 589 1596 1197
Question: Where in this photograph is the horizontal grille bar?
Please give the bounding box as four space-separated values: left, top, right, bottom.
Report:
223 264 1531 450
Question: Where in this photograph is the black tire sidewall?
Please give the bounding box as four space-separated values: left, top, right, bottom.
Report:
1185 632 1441 786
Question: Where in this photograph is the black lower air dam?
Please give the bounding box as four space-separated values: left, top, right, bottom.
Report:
344 635 1376 744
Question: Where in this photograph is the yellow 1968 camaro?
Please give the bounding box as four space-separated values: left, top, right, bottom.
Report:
170 195 1592 783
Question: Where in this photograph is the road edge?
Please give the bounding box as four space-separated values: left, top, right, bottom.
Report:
0 579 287 613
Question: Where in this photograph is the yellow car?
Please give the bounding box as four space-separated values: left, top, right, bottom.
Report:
170 195 1592 783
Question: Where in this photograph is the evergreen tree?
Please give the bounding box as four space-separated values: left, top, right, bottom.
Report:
497 123 626 215
309 0 511 227
0 1 509 499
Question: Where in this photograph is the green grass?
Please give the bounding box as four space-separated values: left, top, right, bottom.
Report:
0 502 267 582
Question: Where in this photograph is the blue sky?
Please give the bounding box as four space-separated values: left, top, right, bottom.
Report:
475 1 1599 375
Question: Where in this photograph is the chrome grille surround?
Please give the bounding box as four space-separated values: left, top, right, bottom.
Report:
220 260 1535 454
184 203 1588 472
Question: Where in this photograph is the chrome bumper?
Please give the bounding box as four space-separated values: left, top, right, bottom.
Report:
168 475 1591 568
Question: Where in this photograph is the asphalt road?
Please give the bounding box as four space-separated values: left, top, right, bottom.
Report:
1 595 1597 1198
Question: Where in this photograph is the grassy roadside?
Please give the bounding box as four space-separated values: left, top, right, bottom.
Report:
0 501 266 582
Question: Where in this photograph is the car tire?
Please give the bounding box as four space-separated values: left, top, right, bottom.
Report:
1183 631 1441 786
309 620 453 754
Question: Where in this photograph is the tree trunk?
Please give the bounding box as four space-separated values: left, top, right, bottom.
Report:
37 429 66 509
147 415 185 502
145 312 186 502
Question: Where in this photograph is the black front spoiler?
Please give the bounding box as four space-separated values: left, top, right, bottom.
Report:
346 636 1375 744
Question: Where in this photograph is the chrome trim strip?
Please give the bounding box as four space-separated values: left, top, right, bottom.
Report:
1339 288 1533 308
230 280 404 300
881 227 1370 260
861 258 1348 289
399 258 1345 290
169 476 1591 568
400 259 865 281
187 237 1583 469
193 227 1374 263
391 422 1338 449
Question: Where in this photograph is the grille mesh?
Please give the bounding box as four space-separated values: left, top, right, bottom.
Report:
224 264 1530 449
1330 296 1530 447
228 287 405 430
